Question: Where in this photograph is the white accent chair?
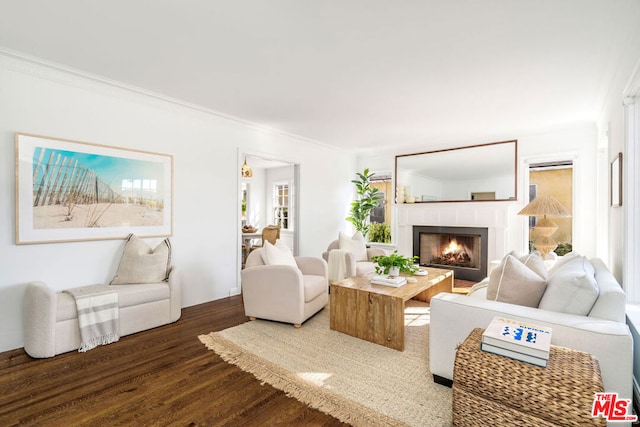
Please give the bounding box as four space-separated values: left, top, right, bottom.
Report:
322 235 386 278
241 248 328 327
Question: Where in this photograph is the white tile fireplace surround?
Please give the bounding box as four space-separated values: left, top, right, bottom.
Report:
395 202 521 280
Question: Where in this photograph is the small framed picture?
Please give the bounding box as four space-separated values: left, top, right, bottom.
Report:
611 152 622 207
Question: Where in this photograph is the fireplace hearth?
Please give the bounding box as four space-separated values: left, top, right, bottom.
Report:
413 226 488 282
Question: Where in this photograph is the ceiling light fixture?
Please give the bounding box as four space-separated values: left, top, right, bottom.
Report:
241 157 253 178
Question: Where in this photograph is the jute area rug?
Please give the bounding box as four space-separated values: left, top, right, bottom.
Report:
199 301 452 426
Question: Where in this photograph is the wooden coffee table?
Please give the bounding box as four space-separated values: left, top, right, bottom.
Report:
330 267 453 351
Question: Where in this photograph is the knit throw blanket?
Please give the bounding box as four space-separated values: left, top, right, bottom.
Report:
328 249 348 283
65 284 120 352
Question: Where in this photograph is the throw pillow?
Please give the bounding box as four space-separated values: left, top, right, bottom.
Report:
110 234 171 285
262 240 298 267
352 231 366 242
486 255 547 307
538 256 599 316
547 251 581 275
338 232 368 262
518 252 548 280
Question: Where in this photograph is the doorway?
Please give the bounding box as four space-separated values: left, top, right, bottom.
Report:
239 154 299 270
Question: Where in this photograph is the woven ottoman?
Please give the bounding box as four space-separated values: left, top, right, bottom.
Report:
452 328 606 427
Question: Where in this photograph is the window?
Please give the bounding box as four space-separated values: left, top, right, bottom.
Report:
369 176 392 226
241 182 249 223
273 183 289 230
528 161 573 255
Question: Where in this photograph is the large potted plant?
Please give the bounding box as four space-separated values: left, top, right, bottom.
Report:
346 168 380 239
371 251 419 276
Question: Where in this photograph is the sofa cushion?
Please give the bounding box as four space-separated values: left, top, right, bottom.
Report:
262 240 297 266
110 234 171 285
110 283 170 308
467 279 489 299
56 283 170 321
538 256 599 316
303 275 327 302
486 255 547 307
339 232 368 262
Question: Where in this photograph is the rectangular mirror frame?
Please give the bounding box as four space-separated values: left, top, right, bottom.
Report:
394 140 518 203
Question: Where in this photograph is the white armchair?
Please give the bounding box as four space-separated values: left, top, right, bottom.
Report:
322 234 386 279
241 248 329 327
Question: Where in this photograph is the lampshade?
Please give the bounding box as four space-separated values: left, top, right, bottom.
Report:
241 157 253 178
517 195 571 217
518 194 571 258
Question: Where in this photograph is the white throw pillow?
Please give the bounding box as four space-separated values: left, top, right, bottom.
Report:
262 240 298 267
538 256 599 315
110 234 171 285
338 232 368 262
351 231 366 242
518 252 548 280
547 251 581 275
486 255 547 307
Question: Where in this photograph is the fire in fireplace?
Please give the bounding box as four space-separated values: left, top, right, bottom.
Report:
432 238 475 268
413 226 488 282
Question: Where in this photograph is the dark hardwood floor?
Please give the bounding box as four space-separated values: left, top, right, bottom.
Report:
0 296 348 426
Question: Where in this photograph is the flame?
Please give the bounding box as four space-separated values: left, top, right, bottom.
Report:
443 239 461 255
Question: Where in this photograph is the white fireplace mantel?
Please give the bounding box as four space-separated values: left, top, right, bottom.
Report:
394 201 521 268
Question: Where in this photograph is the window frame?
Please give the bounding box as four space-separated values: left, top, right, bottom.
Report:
273 181 290 230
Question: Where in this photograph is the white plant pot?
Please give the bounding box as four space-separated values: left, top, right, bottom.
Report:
388 266 400 277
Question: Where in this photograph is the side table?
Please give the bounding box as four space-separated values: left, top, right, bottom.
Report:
452 328 606 426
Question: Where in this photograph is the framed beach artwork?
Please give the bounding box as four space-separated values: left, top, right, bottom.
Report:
15 133 173 244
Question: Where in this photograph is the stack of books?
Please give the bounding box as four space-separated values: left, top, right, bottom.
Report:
371 275 407 287
481 316 552 367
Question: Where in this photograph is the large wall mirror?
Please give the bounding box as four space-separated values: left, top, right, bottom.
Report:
395 140 518 203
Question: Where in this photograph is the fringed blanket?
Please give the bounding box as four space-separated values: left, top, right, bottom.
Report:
328 249 348 283
65 284 120 352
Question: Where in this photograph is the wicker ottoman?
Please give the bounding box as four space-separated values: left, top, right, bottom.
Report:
453 328 606 427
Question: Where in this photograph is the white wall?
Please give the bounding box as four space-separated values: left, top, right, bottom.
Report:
0 54 355 352
358 123 599 259
598 57 640 284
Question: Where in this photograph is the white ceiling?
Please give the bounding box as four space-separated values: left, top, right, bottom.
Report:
1 1 639 153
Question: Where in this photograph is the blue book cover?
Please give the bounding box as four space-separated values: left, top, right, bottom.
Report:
481 316 552 359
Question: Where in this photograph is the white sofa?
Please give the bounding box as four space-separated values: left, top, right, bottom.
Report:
430 257 633 408
23 268 181 358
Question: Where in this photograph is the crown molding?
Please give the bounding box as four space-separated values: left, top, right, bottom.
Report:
0 47 341 151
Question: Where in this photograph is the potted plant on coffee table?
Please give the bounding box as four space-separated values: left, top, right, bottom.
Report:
371 251 419 277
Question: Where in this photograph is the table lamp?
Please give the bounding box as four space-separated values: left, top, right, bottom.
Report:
517 195 571 258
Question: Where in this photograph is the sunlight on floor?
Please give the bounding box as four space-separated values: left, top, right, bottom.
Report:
297 372 334 387
405 304 431 327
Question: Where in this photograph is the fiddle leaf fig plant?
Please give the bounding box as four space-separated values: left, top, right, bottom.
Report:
371 251 419 275
346 168 380 239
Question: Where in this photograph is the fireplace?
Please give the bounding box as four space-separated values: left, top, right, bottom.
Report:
413 226 488 282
